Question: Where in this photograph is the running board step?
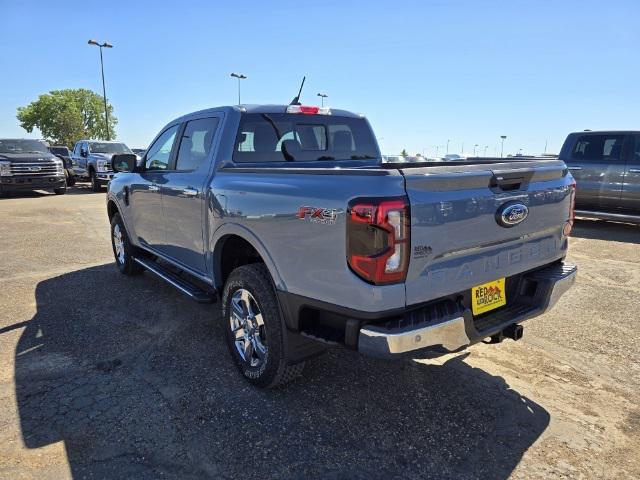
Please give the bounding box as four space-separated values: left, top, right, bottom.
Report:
133 257 216 303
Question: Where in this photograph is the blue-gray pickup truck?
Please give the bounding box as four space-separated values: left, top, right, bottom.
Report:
106 104 577 387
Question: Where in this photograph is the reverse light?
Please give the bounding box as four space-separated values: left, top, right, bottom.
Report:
0 161 12 176
346 198 410 285
286 105 331 115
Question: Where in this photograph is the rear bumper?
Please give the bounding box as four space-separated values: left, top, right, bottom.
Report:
1 176 65 190
277 261 577 360
358 262 576 357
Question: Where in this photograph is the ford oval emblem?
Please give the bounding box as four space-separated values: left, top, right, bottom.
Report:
496 202 529 227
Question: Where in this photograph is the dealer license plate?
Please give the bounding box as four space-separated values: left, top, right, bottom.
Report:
471 278 506 315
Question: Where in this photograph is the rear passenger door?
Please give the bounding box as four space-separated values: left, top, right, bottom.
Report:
565 133 627 211
620 135 640 212
159 116 221 274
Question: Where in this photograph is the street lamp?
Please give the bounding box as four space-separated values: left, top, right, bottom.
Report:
230 73 247 105
500 135 507 158
317 92 328 107
473 144 479 156
446 139 450 154
87 39 113 140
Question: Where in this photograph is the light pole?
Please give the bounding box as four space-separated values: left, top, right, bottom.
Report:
88 39 113 140
500 135 507 158
230 73 247 105
484 145 488 156
317 92 328 107
446 139 450 154
473 144 478 156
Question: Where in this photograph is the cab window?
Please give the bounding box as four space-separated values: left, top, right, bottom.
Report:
572 134 625 162
175 118 219 171
233 113 378 163
145 125 179 171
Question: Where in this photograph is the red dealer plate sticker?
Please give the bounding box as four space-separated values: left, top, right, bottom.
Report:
471 278 506 316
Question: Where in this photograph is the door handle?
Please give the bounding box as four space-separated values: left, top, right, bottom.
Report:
147 185 160 192
629 168 640 173
568 166 582 171
182 188 198 197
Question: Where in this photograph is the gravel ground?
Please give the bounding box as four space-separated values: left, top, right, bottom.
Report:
0 188 639 479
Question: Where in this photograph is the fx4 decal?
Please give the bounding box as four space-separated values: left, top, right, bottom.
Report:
298 206 342 225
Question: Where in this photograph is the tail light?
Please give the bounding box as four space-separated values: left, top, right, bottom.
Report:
564 178 576 236
346 197 410 285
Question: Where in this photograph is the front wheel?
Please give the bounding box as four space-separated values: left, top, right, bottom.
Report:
222 264 304 388
53 181 67 195
90 171 102 192
110 213 143 275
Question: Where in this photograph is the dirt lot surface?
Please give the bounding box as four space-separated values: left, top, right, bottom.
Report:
1 189 639 479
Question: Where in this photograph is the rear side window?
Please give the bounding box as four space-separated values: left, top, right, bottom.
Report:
233 113 378 163
176 117 219 171
572 134 625 161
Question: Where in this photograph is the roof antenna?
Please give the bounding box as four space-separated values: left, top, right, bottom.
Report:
289 76 306 105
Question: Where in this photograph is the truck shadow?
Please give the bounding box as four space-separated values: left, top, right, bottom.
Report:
15 264 549 479
572 218 639 244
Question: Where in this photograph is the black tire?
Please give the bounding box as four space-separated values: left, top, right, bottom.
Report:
53 181 67 195
110 212 143 275
222 264 304 388
90 170 102 192
67 174 76 187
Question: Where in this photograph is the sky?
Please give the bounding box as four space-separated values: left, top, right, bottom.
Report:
1 0 638 157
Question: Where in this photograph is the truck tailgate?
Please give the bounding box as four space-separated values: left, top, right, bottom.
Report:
398 160 574 306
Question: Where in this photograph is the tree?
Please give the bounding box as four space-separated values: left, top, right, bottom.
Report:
400 149 408 158
16 89 117 147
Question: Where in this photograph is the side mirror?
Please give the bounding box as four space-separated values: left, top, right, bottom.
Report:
112 154 138 173
80 149 88 158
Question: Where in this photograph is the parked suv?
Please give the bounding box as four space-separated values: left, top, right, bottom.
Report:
560 131 640 223
49 145 76 186
0 139 66 195
71 140 134 191
107 104 576 388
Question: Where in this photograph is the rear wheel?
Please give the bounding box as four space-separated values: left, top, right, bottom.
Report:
222 264 304 388
110 213 143 275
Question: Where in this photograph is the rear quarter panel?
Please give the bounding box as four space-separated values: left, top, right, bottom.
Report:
209 168 407 313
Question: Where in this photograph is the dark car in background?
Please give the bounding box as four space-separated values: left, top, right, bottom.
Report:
49 145 76 186
560 131 640 223
0 139 67 195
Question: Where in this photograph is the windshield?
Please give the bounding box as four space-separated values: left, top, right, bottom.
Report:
233 113 379 163
88 142 132 154
50 146 69 156
0 139 50 154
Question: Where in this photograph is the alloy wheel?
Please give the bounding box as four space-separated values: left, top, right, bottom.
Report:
230 289 267 368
